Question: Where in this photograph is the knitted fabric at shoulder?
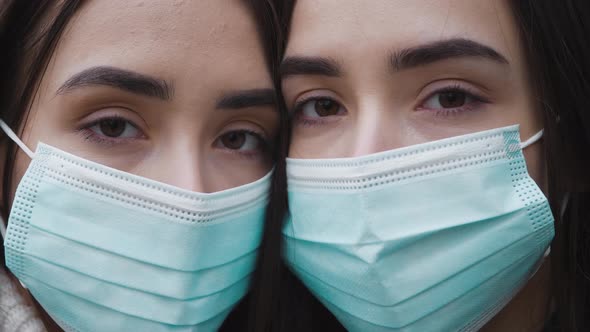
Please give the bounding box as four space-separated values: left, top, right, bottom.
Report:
0 268 46 332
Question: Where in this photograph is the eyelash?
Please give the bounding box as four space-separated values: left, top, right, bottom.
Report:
417 84 490 116
78 115 144 146
218 129 271 160
290 96 344 127
290 84 489 127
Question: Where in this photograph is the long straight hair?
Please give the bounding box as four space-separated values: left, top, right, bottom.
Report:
510 2 590 330
265 1 590 331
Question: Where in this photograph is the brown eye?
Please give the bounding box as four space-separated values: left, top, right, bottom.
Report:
421 88 481 113
314 99 341 116
217 130 264 152
221 132 247 150
298 97 345 119
438 91 466 108
99 118 127 137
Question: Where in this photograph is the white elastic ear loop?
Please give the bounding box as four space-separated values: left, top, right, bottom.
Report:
0 120 31 289
0 119 31 252
0 120 32 237
519 129 550 261
520 129 544 149
0 215 5 241
0 120 35 159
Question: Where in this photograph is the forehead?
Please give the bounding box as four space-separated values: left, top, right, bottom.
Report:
287 0 520 62
49 0 268 90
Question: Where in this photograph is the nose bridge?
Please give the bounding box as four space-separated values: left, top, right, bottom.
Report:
143 140 209 193
351 96 403 157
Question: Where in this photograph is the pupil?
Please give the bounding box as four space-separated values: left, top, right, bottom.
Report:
439 92 466 108
222 132 246 150
315 99 339 117
99 119 126 137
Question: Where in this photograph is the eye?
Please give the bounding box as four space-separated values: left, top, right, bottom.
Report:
216 130 267 153
418 86 488 115
297 98 346 118
79 116 145 145
88 118 140 138
423 90 472 109
87 117 143 139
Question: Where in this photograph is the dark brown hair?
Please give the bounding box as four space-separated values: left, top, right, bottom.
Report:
263 1 590 331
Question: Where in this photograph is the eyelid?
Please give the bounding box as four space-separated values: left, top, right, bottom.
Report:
218 120 271 141
290 89 343 110
214 129 271 160
415 81 490 110
77 107 148 134
215 121 274 154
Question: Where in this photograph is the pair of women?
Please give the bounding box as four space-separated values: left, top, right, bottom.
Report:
0 1 589 331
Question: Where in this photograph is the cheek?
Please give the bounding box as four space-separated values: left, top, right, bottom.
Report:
523 144 547 194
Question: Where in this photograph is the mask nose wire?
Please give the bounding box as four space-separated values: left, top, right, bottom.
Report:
0 120 35 159
520 129 544 149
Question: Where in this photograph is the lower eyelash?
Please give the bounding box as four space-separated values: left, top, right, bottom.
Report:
76 116 144 147
78 129 123 147
290 96 345 128
291 113 326 128
221 129 271 159
431 103 480 117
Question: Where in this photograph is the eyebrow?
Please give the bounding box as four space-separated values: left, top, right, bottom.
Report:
391 38 509 71
57 66 173 100
280 56 341 78
280 38 509 80
215 89 277 110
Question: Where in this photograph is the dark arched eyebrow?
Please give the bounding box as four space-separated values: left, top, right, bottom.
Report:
280 56 341 78
215 89 277 110
280 38 509 79
57 66 173 100
391 38 509 70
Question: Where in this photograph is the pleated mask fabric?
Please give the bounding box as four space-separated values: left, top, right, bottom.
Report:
0 120 271 332
284 125 554 332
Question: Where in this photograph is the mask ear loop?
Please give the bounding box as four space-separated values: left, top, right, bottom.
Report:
0 120 35 159
0 120 34 289
520 129 544 149
0 215 5 241
0 119 35 240
518 129 550 259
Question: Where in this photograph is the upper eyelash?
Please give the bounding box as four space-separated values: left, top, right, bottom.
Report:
291 85 487 125
78 115 139 131
424 84 489 105
290 96 345 127
220 129 271 151
77 115 144 146
290 96 341 115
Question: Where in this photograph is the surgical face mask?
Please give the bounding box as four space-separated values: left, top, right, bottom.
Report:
284 125 554 332
0 120 271 332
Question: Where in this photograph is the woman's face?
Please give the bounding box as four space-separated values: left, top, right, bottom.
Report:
13 0 277 197
282 0 544 187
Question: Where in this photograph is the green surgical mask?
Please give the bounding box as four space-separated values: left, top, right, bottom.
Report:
284 125 553 331
0 120 271 332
